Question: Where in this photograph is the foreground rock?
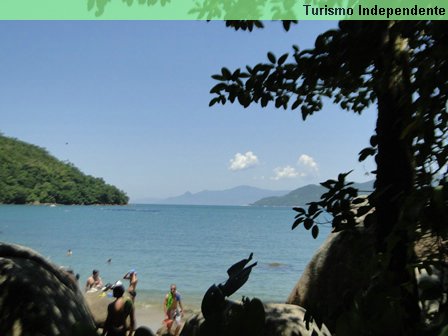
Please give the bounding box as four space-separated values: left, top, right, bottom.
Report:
84 290 113 328
157 302 330 336
287 223 448 333
0 242 96 335
287 227 375 331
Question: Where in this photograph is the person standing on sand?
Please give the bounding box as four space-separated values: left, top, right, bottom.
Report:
163 284 184 336
85 269 104 292
102 283 136 336
123 269 138 302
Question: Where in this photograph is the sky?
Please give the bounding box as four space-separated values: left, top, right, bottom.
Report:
1 21 377 202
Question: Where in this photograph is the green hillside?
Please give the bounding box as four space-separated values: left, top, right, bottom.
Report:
0 134 128 205
252 180 374 207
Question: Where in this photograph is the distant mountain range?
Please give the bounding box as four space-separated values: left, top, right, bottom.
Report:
151 185 290 206
252 180 375 207
136 180 375 206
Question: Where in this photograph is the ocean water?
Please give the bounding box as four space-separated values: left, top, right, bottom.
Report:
0 204 331 310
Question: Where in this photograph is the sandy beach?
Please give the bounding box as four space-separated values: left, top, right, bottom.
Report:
135 305 165 332
85 290 198 334
134 305 197 334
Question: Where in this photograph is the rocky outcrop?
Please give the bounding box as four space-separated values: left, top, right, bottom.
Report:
163 302 331 336
0 242 96 335
84 290 113 327
287 223 448 333
286 227 376 331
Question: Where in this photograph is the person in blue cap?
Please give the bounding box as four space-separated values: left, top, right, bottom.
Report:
123 269 138 302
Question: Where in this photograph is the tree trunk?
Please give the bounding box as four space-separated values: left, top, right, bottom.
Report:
372 21 420 335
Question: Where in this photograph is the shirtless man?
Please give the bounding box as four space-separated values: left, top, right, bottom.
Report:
85 269 104 292
163 284 184 336
123 270 138 302
102 283 135 336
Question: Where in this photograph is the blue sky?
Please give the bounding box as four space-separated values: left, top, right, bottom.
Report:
1 21 376 202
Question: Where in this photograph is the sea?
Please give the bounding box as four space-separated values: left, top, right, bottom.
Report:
0 204 331 311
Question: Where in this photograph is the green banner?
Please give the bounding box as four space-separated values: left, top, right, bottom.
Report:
0 0 446 20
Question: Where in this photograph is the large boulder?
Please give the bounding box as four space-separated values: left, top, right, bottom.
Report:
167 302 331 336
286 227 376 331
84 290 113 327
262 304 331 336
287 222 448 333
0 242 96 335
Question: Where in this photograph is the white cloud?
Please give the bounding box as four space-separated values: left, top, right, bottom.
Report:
269 154 318 181
229 151 259 171
298 154 319 172
271 165 304 180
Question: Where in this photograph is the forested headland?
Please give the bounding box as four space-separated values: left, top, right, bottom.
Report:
0 134 129 205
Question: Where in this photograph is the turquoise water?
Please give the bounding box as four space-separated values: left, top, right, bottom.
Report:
0 204 330 310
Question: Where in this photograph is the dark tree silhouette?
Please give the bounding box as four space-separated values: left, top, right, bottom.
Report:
209 21 448 335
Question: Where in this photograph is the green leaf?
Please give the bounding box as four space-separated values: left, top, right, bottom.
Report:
238 93 250 107
320 179 336 189
352 197 366 205
209 97 220 107
231 68 241 79
221 67 232 79
357 205 372 217
267 52 276 64
292 218 302 230
358 147 376 162
254 21 264 28
308 202 319 216
282 20 297 31
293 207 306 214
275 96 282 108
304 218 313 230
338 171 353 183
311 225 319 239
211 74 225 81
277 53 288 66
291 98 302 110
261 96 268 107
220 96 227 104
209 83 227 94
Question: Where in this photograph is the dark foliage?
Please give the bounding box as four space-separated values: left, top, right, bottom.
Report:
209 21 448 336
